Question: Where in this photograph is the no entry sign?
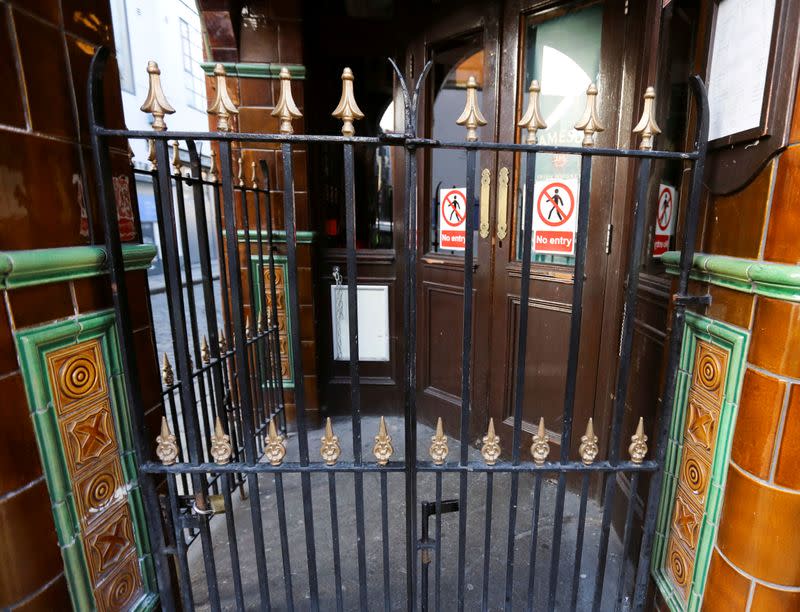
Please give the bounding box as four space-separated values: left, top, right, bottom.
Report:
439 187 467 251
532 179 579 255
652 183 677 257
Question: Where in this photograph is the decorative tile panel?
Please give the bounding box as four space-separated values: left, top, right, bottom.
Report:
47 340 107 415
652 313 749 612
95 552 143 612
84 506 136 582
73 454 125 527
59 400 118 474
252 255 294 387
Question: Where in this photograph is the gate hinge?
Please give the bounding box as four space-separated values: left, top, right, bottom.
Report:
605 223 613 254
672 293 712 307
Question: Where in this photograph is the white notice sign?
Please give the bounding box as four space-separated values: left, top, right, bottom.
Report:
707 0 775 141
438 187 467 251
532 178 580 256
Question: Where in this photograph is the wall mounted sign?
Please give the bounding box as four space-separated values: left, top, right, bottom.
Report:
653 183 678 258
532 178 579 255
438 187 467 251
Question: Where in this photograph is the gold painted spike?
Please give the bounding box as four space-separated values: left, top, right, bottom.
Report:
456 76 487 142
574 83 604 147
218 328 227 353
140 60 175 131
579 418 599 465
147 139 157 170
518 80 547 144
171 141 182 173
257 313 266 335
250 161 258 189
320 417 341 466
156 416 179 465
530 417 550 465
245 315 252 340
208 63 239 132
265 419 286 466
481 418 501 466
628 417 648 463
210 416 232 465
208 149 218 183
632 86 661 151
237 156 244 187
332 67 365 137
373 416 394 466
161 352 174 386
201 336 210 364
429 417 449 465
271 66 302 134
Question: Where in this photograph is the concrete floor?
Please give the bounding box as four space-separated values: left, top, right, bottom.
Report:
186 416 632 611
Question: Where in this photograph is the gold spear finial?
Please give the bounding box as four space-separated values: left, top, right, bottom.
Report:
481 418 501 465
456 76 487 142
218 328 227 353
147 139 157 170
271 67 302 134
207 63 239 132
208 149 218 182
237 156 244 187
250 161 258 189
579 418 599 465
518 80 547 144
156 417 179 465
632 87 661 151
201 335 210 364
161 353 174 386
264 419 286 466
320 417 341 466
171 141 182 173
140 60 175 131
245 315 252 340
373 416 394 465
430 417 449 465
574 83 604 147
530 417 550 465
210 416 232 465
628 417 648 463
332 67 365 137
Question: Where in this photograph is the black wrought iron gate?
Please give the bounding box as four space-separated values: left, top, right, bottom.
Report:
88 46 709 611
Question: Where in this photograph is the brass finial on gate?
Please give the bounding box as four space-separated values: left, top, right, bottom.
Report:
250 161 258 189
265 420 286 466
218 328 228 353
628 417 648 463
481 418 501 465
161 353 174 386
332 67 365 137
201 335 210 364
430 417 449 465
210 416 232 465
632 87 661 151
456 76 487 142
373 416 394 465
518 80 547 144
530 417 550 465
156 417 179 465
171 141 182 173
147 139 158 170
320 418 341 466
208 63 239 132
574 84 604 147
271 67 302 134
208 149 218 182
579 418 599 465
140 61 175 131
237 156 244 187
245 315 252 340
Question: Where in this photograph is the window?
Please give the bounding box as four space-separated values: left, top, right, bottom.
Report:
179 18 206 110
110 0 134 93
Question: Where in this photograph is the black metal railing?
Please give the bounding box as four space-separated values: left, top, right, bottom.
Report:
89 45 709 611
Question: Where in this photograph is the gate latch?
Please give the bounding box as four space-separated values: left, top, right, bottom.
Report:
672 292 712 307
419 499 459 564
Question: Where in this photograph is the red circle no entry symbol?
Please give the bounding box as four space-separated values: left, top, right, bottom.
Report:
537 182 574 227
657 187 673 231
441 189 466 228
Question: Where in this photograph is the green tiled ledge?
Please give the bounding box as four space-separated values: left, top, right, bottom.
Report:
662 251 800 302
201 62 306 80
0 244 157 289
651 312 749 611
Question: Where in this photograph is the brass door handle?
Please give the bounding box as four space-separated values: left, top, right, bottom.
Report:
496 167 509 240
479 168 491 239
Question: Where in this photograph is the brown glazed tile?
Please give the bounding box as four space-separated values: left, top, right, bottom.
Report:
764 146 800 263
203 11 236 50
12 573 70 611
13 10 75 139
791 79 800 143
704 160 773 259
7 283 74 330
0 479 62 608
701 548 751 611
774 385 800 490
133 327 161 411
124 271 152 331
750 583 800 611
716 462 800 586
239 77 273 107
61 0 114 47
241 20 279 63
0 304 17 375
749 297 800 378
0 132 86 249
72 276 113 315
705 284 754 330
277 20 303 64
239 107 281 139
0 373 43 496
0 8 26 128
731 368 786 479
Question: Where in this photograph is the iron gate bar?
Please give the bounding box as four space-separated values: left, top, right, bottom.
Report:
632 74 711 609
89 47 711 610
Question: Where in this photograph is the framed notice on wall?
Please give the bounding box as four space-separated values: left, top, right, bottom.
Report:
706 0 776 143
